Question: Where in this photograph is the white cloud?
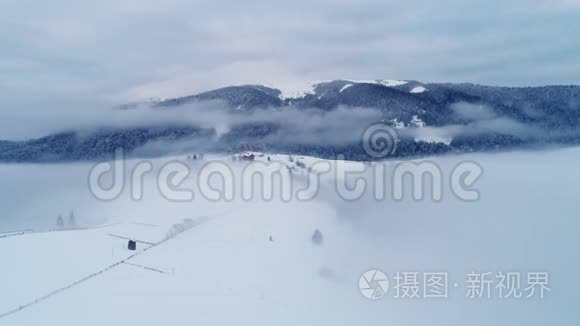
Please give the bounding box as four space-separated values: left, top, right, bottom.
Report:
0 0 579 128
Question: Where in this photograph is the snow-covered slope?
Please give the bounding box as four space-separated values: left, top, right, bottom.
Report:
1 149 579 325
275 79 408 100
410 86 428 93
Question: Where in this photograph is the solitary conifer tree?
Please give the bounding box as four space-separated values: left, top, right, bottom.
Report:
56 215 64 228
68 211 76 227
311 229 323 245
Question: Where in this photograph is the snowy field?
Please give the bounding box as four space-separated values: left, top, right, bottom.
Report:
0 148 578 325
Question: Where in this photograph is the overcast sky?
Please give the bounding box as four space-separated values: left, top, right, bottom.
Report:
1 0 580 113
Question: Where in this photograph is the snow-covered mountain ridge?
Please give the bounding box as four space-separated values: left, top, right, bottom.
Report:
2 80 580 162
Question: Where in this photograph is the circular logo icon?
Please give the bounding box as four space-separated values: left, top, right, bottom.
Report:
362 124 399 158
359 269 389 300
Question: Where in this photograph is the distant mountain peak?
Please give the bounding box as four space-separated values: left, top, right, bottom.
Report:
272 79 410 100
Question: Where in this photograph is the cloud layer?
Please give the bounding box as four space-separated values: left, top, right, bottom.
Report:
1 0 579 135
